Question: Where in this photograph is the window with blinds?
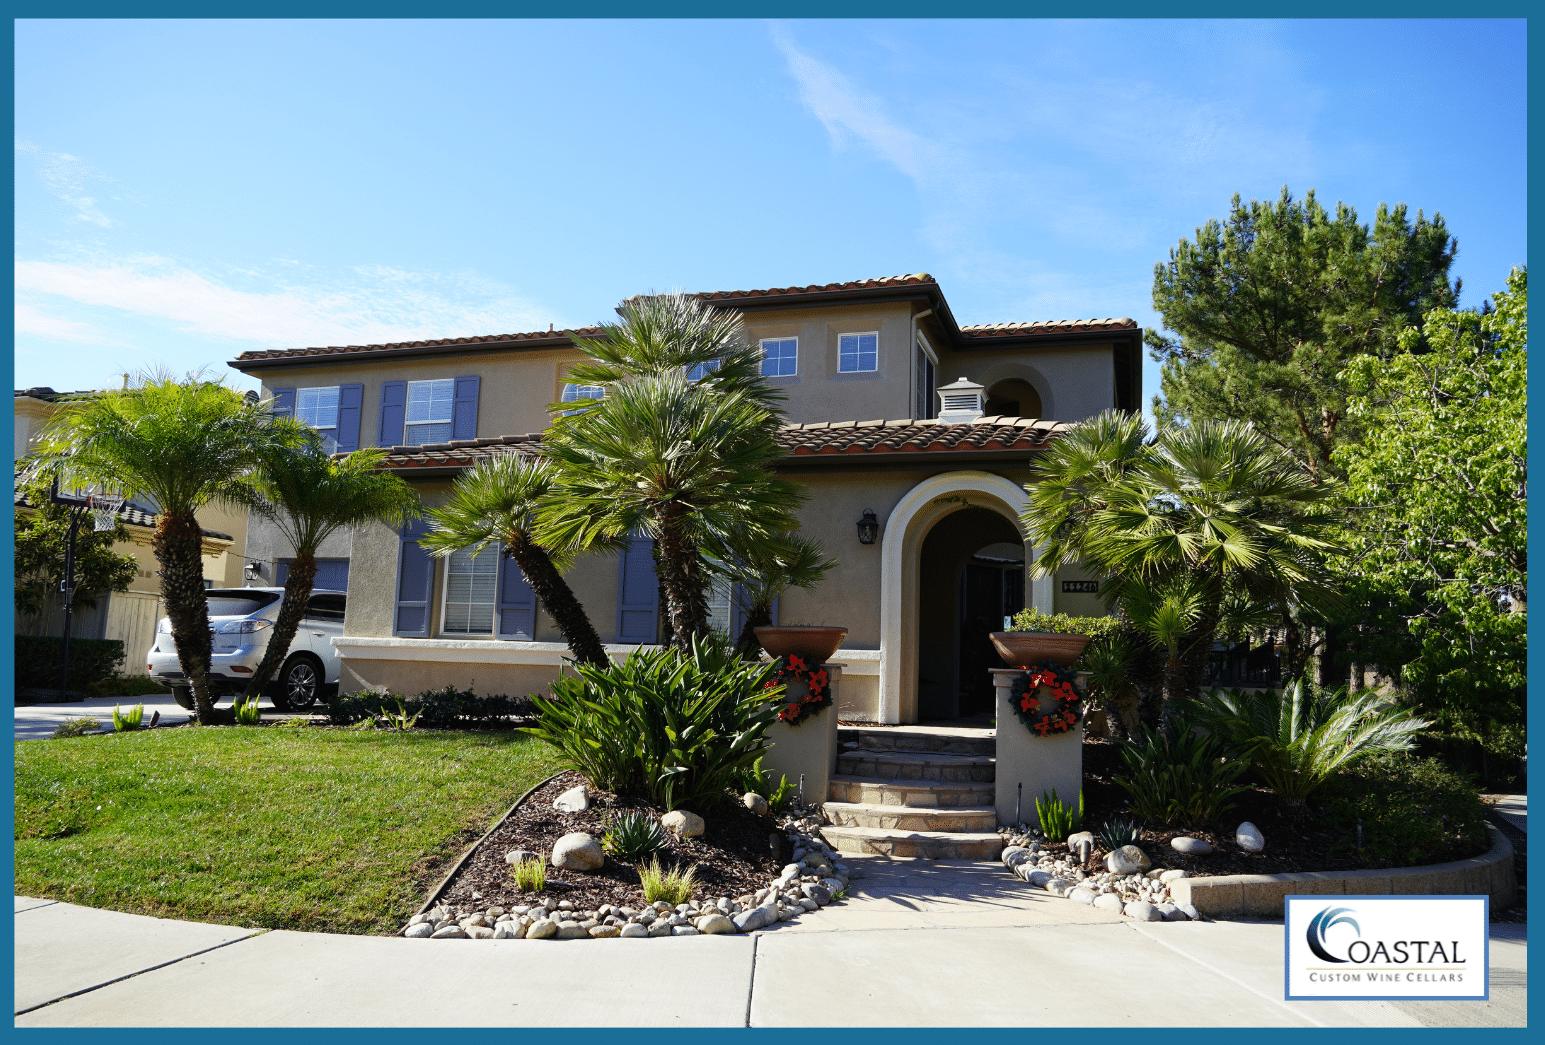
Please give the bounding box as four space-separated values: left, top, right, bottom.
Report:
441 547 498 634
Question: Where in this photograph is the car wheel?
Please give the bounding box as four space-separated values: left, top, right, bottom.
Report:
171 686 194 710
279 655 324 711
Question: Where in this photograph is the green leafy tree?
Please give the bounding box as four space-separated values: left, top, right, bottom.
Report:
28 373 306 722
1149 187 1458 478
1334 267 1526 752
420 452 611 668
14 481 138 635
243 440 422 706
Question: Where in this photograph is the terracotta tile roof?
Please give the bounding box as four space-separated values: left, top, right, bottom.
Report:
959 318 1138 338
232 328 605 364
370 419 1064 470
776 416 1070 456
695 273 937 302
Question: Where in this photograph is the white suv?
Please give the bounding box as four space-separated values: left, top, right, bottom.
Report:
146 587 346 711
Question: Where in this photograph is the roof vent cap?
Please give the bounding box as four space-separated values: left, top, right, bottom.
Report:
936 377 985 424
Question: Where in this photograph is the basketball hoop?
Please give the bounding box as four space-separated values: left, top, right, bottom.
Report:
87 492 126 532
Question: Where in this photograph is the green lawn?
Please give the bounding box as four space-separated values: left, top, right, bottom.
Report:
14 725 564 935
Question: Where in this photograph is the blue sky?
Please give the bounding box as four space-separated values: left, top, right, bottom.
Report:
15 18 1527 407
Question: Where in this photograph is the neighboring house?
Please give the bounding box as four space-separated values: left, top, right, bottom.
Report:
13 387 248 671
227 274 1141 723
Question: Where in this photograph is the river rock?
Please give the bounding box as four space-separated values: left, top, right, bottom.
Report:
1023 869 1055 888
1106 845 1151 875
1160 869 1190 882
801 883 832 906
553 785 590 812
525 918 558 939
1002 846 1034 868
589 924 621 938
1156 903 1186 922
556 921 590 939
430 925 468 939
731 907 769 932
647 919 673 937
743 792 770 816
662 810 705 838
403 922 434 938
1124 900 1163 922
1170 836 1213 856
1066 831 1096 863
466 925 495 939
671 925 701 936
1175 902 1201 921
1092 892 1123 912
619 922 649 938
1068 887 1098 905
504 849 541 865
551 832 605 871
1236 822 1265 852
1046 877 1075 896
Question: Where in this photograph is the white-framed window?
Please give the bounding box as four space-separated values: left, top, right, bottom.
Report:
561 382 604 402
406 378 455 444
685 358 721 382
914 340 936 420
295 386 341 451
706 574 735 638
440 546 498 635
760 337 798 377
838 331 879 373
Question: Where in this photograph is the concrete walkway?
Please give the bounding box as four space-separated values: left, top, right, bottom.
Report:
14 856 1527 1027
12 692 314 741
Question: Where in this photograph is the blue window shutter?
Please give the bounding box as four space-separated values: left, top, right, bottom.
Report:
394 520 434 637
452 376 480 441
271 387 296 419
336 384 364 452
315 559 350 592
616 531 659 644
496 554 537 640
379 381 407 447
276 560 289 586
770 595 780 626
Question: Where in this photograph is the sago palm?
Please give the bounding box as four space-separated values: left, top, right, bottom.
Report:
539 371 804 648
706 533 836 657
420 452 612 668
243 440 422 704
28 372 305 723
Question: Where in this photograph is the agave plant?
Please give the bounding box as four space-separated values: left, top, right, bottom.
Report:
1185 682 1430 810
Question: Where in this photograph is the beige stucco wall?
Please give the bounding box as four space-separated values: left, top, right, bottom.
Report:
740 302 920 424
940 345 1118 423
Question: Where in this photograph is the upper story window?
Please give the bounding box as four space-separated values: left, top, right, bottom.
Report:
441 546 498 635
914 343 936 420
761 338 798 378
561 383 605 402
295 386 341 451
406 378 455 444
684 359 721 382
838 332 879 373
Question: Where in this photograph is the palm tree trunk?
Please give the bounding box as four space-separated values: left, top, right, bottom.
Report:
506 541 609 668
735 602 773 659
654 505 710 649
242 552 316 700
153 512 219 723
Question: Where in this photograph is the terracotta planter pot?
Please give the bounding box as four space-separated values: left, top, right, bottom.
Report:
753 626 848 663
989 631 1091 668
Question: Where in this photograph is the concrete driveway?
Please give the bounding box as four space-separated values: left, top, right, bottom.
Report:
12 692 316 741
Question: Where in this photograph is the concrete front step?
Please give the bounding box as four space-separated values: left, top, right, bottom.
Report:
822 824 1006 860
838 726 996 757
827 774 996 808
824 801 998 833
836 750 995 783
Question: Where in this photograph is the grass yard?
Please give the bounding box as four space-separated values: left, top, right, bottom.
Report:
14 725 564 935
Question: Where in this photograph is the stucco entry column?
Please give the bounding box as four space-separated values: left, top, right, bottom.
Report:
877 471 1053 725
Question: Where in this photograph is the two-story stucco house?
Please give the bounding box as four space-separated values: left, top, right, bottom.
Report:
226 274 1141 724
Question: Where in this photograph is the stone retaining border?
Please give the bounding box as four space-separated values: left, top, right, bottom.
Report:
1167 824 1516 919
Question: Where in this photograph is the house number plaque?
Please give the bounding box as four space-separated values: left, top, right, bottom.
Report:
1060 580 1099 593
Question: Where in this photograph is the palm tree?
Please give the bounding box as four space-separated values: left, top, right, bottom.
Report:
1024 411 1344 706
539 370 804 649
28 372 305 723
242 441 422 706
419 452 611 668
709 533 836 657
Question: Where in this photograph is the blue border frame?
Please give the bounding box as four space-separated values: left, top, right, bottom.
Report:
1284 894 1491 1001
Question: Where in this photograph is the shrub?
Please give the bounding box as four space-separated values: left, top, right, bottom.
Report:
377 698 422 732
510 859 546 891
1186 682 1430 810
1321 751 1491 867
1115 712 1251 825
1097 817 1143 851
523 634 779 812
602 812 670 861
638 857 699 905
51 716 101 739
1009 609 1123 639
324 686 536 728
85 674 170 698
15 636 125 691
738 756 796 813
1036 788 1083 842
233 695 262 726
111 703 145 732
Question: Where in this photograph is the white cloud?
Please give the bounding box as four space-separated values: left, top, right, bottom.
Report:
14 255 560 349
13 301 123 345
16 141 117 226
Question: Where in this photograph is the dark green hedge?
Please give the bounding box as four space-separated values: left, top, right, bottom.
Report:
324 684 537 729
1322 751 1491 867
15 636 126 690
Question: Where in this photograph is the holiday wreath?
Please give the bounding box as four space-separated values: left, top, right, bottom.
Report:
764 654 831 726
1009 663 1083 736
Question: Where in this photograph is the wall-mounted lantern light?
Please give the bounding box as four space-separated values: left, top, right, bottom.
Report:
244 561 262 581
857 509 879 545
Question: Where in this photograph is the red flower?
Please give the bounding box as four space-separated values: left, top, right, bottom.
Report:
787 655 806 671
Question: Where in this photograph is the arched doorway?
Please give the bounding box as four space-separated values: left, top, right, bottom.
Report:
916 508 1025 720
878 471 1054 724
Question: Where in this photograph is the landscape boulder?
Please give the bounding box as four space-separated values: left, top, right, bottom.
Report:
662 810 705 839
550 832 605 871
553 785 590 813
1236 822 1265 852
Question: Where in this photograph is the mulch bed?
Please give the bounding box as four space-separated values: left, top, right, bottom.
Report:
432 771 783 914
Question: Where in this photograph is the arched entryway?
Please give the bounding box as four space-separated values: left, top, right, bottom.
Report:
878 471 1054 724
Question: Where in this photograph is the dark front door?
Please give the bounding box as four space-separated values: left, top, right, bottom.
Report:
958 562 1025 714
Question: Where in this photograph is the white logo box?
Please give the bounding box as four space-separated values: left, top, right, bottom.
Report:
1285 895 1489 1000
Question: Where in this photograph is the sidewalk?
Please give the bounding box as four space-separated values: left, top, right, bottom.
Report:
14 856 1527 1027
12 692 308 741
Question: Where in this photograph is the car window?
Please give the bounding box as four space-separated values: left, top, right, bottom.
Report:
205 591 282 616
304 593 347 622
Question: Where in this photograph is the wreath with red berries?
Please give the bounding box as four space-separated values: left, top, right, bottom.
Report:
764 654 831 726
1009 663 1084 736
